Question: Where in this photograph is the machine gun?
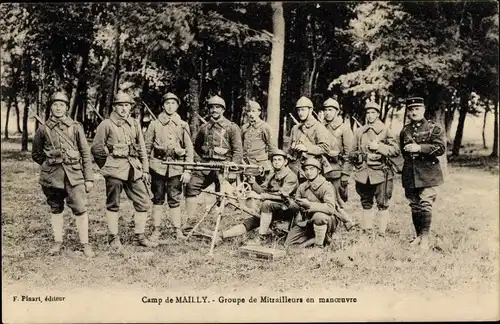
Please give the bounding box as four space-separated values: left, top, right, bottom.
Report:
160 161 265 177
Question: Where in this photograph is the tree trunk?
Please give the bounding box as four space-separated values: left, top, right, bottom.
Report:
15 97 22 134
4 99 13 139
451 91 469 156
444 105 455 145
21 96 30 152
491 101 498 158
110 24 122 111
68 55 84 118
267 2 285 148
188 78 200 141
482 103 489 149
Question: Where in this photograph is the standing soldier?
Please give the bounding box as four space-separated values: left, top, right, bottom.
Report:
241 100 276 184
351 101 400 235
322 98 356 230
91 91 157 251
184 95 243 224
32 91 95 257
144 92 194 241
285 157 339 251
400 97 445 251
288 96 333 179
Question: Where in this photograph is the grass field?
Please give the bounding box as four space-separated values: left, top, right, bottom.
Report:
1 137 499 321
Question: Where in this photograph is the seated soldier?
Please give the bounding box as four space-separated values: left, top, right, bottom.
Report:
200 148 299 245
285 157 339 251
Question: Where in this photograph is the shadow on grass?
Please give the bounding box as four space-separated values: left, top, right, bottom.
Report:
448 153 499 173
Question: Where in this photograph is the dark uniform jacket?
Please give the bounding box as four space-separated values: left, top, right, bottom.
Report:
251 165 298 197
400 119 445 189
91 112 148 181
32 116 94 189
241 118 275 171
323 116 354 179
352 119 400 184
194 116 243 164
144 112 194 178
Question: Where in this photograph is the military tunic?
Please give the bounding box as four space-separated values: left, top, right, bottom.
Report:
400 119 445 214
352 119 400 210
241 118 275 181
145 112 194 208
91 112 150 212
285 175 339 246
32 116 93 215
186 116 243 197
242 166 299 231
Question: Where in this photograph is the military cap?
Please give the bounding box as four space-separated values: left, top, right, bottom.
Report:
302 157 322 170
323 98 340 110
406 97 425 108
113 91 134 104
364 101 381 112
246 100 262 111
270 148 288 159
295 96 314 109
50 92 69 104
207 95 226 109
162 92 180 104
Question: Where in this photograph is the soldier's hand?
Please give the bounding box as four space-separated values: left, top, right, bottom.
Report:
404 143 421 153
340 174 349 187
296 198 311 209
142 172 151 183
294 143 308 152
246 175 256 185
180 171 191 184
84 181 94 193
368 141 379 151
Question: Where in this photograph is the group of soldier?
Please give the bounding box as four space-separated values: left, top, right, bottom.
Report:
31 89 446 258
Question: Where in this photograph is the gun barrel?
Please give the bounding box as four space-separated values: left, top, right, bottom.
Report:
161 161 264 174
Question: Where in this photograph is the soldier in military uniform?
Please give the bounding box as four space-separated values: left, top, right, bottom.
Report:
184 95 243 225
144 92 194 241
285 157 339 250
321 98 356 230
32 92 95 257
400 97 446 251
351 101 400 235
206 148 299 245
241 100 276 184
288 96 334 179
91 91 157 250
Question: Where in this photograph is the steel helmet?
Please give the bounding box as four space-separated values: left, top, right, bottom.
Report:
162 92 180 104
302 157 322 170
270 148 288 159
246 100 261 111
364 101 381 112
207 95 226 109
113 91 134 105
50 92 69 104
323 98 340 110
295 96 314 109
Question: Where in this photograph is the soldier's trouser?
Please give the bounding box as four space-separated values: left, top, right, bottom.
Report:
355 179 393 210
41 177 87 215
150 170 182 208
105 177 150 212
241 201 293 231
285 212 338 246
405 187 437 236
185 170 236 197
325 177 347 209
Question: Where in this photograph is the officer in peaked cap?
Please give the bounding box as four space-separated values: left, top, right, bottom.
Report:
144 91 194 242
321 97 356 230
32 91 95 257
241 100 276 185
351 100 400 236
184 94 243 229
400 96 446 251
284 156 339 251
91 91 157 250
206 147 299 246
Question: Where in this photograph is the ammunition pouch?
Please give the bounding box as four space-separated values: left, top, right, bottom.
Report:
174 148 186 158
212 146 229 160
348 152 365 165
366 153 383 167
110 143 130 158
46 150 64 166
63 149 81 165
153 147 169 160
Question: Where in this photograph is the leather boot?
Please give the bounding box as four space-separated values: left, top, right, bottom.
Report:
82 243 95 257
108 234 123 251
134 233 158 248
48 242 62 255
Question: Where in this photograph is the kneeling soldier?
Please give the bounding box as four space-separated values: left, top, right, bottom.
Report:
209 149 299 245
400 97 445 251
285 157 339 250
144 92 194 241
352 101 400 235
91 91 157 250
32 92 95 257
